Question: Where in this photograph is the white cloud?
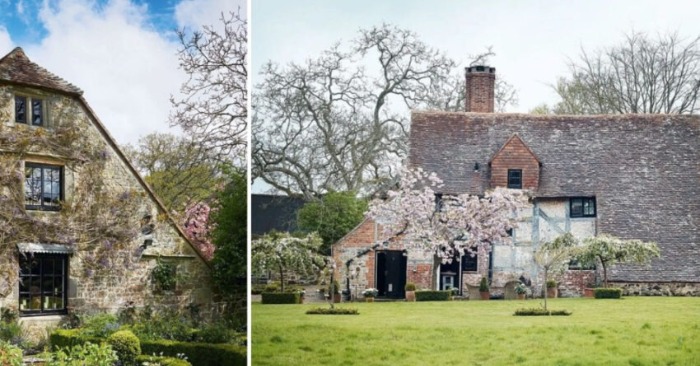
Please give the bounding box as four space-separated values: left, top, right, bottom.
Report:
174 0 245 31
0 26 13 52
16 0 185 145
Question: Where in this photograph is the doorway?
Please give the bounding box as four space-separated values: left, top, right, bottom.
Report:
375 250 407 298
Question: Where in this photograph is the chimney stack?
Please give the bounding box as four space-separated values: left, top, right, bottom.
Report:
465 65 495 113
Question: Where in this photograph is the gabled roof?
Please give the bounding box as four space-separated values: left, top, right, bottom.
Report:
0 47 82 95
489 133 541 164
0 48 210 266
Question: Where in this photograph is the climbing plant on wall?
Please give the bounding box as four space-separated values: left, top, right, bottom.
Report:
0 89 146 293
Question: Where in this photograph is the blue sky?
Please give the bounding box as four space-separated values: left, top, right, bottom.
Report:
0 0 244 145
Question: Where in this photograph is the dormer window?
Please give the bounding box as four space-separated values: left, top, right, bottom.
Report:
507 169 522 189
15 95 45 126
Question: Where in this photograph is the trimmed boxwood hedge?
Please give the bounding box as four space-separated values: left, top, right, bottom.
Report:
140 339 245 366
261 292 301 304
50 329 245 366
514 308 572 316
415 290 451 301
305 308 359 315
595 288 623 299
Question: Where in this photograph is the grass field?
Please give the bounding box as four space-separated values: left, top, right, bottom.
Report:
252 297 700 365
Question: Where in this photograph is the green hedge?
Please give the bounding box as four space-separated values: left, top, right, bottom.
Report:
595 288 622 299
261 292 300 304
50 329 100 350
141 339 245 366
514 308 572 316
51 329 245 366
136 354 192 366
415 290 451 301
305 308 359 315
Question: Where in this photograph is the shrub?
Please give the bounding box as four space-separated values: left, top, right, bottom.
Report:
0 341 22 366
415 290 451 301
595 288 622 299
405 282 416 291
46 342 118 366
107 330 141 365
305 308 359 315
0 308 18 324
261 292 300 304
479 277 489 292
130 309 196 342
140 339 245 366
263 283 279 293
81 313 120 338
0 321 23 345
546 280 557 288
362 288 378 298
195 323 234 344
514 308 572 316
515 282 527 294
136 354 192 366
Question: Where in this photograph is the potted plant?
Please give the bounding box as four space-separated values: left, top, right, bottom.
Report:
515 282 527 300
583 282 596 298
479 277 490 300
362 288 378 302
546 280 558 299
405 282 416 302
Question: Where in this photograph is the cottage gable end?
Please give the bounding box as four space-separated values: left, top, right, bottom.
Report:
489 134 540 191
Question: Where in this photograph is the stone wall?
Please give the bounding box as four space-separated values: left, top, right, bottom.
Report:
612 282 700 296
0 84 214 332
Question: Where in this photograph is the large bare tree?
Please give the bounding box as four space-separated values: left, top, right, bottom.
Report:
253 25 517 199
552 31 700 115
170 10 247 164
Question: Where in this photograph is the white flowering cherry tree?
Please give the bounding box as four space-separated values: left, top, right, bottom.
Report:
251 231 325 292
367 167 528 275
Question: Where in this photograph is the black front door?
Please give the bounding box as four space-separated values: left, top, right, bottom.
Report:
375 250 407 298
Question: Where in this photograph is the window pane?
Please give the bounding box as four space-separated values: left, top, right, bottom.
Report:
571 199 583 216
42 258 55 275
583 199 595 216
32 99 43 126
15 96 26 123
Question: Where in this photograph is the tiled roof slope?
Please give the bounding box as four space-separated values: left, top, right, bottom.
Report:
409 111 700 282
0 47 82 95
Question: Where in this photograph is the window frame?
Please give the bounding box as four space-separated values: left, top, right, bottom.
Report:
507 169 522 189
570 197 596 218
18 253 69 316
14 95 46 126
461 253 478 272
24 163 64 211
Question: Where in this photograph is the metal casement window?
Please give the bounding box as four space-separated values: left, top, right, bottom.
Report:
19 254 68 316
15 95 45 126
24 163 63 211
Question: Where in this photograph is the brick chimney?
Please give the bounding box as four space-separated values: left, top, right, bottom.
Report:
465 65 495 113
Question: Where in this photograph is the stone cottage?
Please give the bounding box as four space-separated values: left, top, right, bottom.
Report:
333 65 700 299
0 48 214 334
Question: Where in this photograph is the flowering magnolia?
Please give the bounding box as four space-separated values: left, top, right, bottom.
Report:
182 202 215 261
367 167 528 262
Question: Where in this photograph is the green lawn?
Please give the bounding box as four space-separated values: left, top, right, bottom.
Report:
252 297 700 365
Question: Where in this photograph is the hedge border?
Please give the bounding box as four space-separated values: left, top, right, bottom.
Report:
50 329 245 366
595 288 623 299
261 292 301 304
415 290 451 301
513 308 572 316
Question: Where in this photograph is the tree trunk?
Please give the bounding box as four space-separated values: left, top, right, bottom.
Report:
279 263 285 293
600 257 608 288
543 268 548 311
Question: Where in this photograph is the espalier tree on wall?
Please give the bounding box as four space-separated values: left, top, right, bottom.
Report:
0 90 146 296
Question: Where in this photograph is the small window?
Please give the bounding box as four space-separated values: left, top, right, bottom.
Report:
461 253 478 272
507 169 522 189
434 193 444 212
14 95 45 126
19 254 68 315
570 197 596 218
25 163 63 211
